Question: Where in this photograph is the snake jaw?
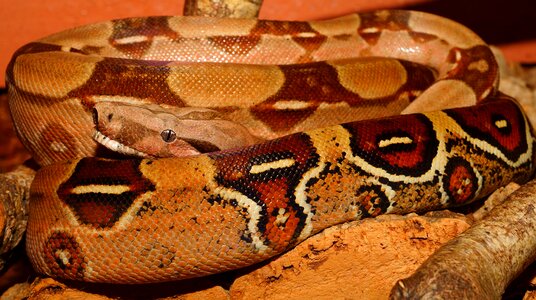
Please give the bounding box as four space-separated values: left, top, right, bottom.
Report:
92 130 150 158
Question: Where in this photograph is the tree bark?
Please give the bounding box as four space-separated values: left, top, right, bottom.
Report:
390 179 536 299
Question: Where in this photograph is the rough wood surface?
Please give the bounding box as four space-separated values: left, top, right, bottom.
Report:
390 179 536 299
2 277 231 300
229 213 471 299
0 165 34 272
183 0 263 18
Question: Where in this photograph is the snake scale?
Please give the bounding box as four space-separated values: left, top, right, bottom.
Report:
5 10 536 283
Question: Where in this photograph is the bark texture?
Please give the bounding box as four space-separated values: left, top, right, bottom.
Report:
0 165 34 272
184 0 263 18
390 179 536 299
230 213 471 299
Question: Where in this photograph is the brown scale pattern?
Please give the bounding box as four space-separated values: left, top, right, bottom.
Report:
251 59 435 133
110 17 180 59
344 113 438 176
8 11 535 284
69 58 185 109
210 133 319 250
446 45 499 101
358 10 412 45
445 95 528 161
56 158 154 228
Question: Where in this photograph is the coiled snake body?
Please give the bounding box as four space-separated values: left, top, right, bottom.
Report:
6 10 536 283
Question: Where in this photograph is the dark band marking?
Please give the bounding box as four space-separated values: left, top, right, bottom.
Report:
110 16 179 58
443 157 478 205
354 184 391 218
251 60 434 133
57 158 155 228
44 232 85 281
445 99 528 162
183 138 221 153
68 58 185 109
255 20 326 62
210 133 319 250
250 62 358 132
446 45 498 100
251 19 320 38
208 36 260 56
344 113 438 177
358 11 411 45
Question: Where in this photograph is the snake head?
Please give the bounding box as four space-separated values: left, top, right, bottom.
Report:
91 101 261 158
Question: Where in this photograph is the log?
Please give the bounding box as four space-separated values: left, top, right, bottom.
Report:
183 0 263 18
390 178 536 299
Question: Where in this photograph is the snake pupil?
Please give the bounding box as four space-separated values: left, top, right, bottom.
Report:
161 129 177 143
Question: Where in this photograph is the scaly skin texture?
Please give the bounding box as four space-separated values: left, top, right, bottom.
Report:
5 10 535 283
92 102 262 157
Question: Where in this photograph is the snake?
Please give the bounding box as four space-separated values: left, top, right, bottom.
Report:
5 10 536 284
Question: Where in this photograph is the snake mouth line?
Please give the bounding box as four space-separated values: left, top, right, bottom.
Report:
92 130 149 158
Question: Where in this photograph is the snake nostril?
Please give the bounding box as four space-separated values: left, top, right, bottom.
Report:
92 108 99 125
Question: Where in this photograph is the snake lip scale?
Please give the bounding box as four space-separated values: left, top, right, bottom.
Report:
92 130 148 157
6 10 536 283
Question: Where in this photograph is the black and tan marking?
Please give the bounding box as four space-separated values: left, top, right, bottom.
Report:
251 59 435 133
110 16 180 58
209 133 319 251
57 158 155 228
442 157 479 205
344 113 438 177
43 232 86 281
445 97 529 162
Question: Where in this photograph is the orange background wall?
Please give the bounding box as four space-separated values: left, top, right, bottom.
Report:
1 0 535 88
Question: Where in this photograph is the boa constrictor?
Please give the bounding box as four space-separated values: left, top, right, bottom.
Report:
6 10 536 283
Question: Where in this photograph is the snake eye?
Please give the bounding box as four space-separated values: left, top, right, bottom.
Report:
161 129 177 143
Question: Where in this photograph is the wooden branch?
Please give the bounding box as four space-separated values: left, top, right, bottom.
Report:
0 165 34 271
390 178 536 299
183 0 263 18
